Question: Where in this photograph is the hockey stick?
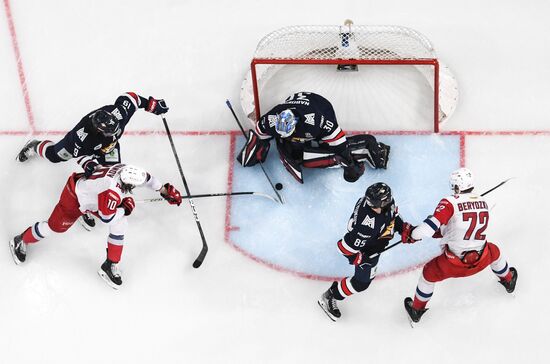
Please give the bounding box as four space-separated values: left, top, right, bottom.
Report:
137 191 277 204
161 115 208 268
368 177 514 259
225 100 285 204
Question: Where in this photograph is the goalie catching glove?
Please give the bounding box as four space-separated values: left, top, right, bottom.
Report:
160 183 182 206
237 130 271 167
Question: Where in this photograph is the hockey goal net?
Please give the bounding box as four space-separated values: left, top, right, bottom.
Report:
240 22 458 133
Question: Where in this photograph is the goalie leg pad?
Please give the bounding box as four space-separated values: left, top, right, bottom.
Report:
276 139 303 183
302 148 339 169
237 130 271 167
347 134 390 169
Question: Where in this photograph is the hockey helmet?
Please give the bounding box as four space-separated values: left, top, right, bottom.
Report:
92 110 120 137
275 109 298 138
118 165 148 193
365 182 393 210
449 167 474 193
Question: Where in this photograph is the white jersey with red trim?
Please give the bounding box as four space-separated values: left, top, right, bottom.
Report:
75 164 127 224
412 192 490 256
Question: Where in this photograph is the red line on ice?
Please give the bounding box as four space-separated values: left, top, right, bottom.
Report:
3 0 35 132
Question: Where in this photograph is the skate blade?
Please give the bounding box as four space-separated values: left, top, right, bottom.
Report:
317 300 337 322
78 216 93 232
8 239 23 265
97 270 120 290
406 313 416 328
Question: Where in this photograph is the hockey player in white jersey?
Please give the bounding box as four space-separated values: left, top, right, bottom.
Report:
402 168 517 323
9 163 182 289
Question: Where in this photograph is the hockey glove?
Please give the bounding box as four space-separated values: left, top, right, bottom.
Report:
146 97 169 115
236 130 271 167
160 183 182 206
401 222 418 244
121 197 135 216
82 160 99 178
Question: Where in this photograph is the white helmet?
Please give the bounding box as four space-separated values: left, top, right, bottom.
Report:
449 167 474 193
118 165 148 192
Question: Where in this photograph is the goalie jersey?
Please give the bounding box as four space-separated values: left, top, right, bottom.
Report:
337 197 405 258
255 92 348 152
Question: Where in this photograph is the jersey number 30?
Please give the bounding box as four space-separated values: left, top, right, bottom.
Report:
462 211 489 241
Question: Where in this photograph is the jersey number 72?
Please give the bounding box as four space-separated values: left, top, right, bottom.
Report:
462 211 489 241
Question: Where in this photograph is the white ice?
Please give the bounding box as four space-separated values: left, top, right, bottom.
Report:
1 1 549 363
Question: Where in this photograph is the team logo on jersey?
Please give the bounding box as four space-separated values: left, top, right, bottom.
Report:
76 127 88 142
361 214 375 228
111 109 123 120
304 113 315 126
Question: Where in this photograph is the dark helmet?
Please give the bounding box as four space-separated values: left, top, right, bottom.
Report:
91 110 119 137
365 182 393 210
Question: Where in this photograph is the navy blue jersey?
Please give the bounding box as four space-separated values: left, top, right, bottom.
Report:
54 92 148 161
337 197 405 257
255 92 348 152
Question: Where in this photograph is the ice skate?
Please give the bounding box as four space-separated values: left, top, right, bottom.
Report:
9 234 27 265
404 297 428 325
98 259 122 289
318 289 341 321
498 267 518 293
79 213 96 231
16 139 40 162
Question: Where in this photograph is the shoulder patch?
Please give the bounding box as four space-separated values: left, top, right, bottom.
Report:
304 113 315 126
76 127 88 142
267 115 278 128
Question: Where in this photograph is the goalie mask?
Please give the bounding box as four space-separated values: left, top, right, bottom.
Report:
92 110 120 137
275 109 298 138
118 165 148 193
449 167 474 193
365 182 393 211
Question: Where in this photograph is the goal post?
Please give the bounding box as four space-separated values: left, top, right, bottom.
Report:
241 22 458 133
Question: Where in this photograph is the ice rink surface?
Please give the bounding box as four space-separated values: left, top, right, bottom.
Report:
1 1 549 363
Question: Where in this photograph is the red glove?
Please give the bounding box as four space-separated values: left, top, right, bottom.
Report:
146 97 169 115
401 222 418 244
121 197 135 216
161 183 182 206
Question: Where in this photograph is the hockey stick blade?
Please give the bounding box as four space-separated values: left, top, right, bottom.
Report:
192 246 208 268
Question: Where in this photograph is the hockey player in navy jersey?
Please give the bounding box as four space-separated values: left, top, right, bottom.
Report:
318 182 415 321
16 92 168 229
237 92 390 183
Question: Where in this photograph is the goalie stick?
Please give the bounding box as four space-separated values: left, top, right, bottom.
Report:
368 177 514 259
161 115 208 268
225 100 285 204
137 191 278 204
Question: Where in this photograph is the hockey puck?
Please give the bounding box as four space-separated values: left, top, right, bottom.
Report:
275 183 283 190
